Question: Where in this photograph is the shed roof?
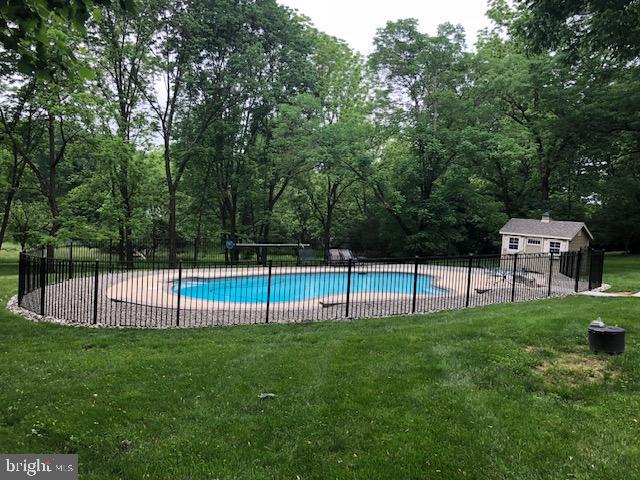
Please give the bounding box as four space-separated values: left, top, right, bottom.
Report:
499 218 593 241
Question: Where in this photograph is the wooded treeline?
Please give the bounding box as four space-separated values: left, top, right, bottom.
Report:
1 0 639 262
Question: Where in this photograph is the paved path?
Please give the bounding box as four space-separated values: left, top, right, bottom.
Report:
578 284 640 297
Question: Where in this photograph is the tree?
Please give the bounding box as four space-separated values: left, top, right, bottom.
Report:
593 150 640 252
55 136 165 244
367 20 475 251
89 0 157 264
508 0 640 249
0 79 40 250
2 0 638 257
134 0 200 266
254 94 320 245
473 37 584 210
176 0 314 262
22 73 96 256
0 0 130 76
305 117 368 258
8 199 49 250
298 32 371 258
514 0 640 63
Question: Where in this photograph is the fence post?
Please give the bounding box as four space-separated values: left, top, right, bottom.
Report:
25 254 31 297
596 249 605 289
465 254 473 308
92 260 99 325
68 241 74 279
547 252 554 297
574 249 582 292
18 252 24 306
511 253 518 302
193 239 198 268
265 260 272 323
587 249 593 290
345 258 352 318
108 239 113 273
40 256 47 316
176 260 183 327
412 256 419 313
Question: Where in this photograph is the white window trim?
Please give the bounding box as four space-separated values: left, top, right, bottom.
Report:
527 238 541 245
549 241 561 254
500 231 573 241
508 237 520 251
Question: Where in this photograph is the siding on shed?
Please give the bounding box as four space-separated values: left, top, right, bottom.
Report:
501 235 570 254
525 238 542 253
569 229 591 251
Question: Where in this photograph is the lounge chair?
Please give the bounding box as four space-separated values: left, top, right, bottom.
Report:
133 249 146 260
328 248 358 266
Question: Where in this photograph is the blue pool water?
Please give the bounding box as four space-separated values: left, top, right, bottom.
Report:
175 271 445 303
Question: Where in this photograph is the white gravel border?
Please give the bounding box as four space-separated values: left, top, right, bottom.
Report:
6 294 185 329
7 260 593 329
7 288 582 330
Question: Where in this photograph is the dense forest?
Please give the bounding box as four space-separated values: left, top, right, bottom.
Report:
1 0 639 263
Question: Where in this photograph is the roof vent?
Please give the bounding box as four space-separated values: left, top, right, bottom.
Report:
541 211 551 223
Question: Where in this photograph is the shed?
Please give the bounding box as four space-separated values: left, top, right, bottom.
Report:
499 212 593 255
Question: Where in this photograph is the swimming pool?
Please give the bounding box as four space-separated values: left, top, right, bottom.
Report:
175 271 445 303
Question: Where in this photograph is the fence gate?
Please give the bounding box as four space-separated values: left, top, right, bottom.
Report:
589 249 605 289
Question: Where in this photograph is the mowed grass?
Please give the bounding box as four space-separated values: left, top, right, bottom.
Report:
0 245 639 478
604 253 640 292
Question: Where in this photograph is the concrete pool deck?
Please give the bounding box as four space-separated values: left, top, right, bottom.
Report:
104 264 495 311
15 262 581 328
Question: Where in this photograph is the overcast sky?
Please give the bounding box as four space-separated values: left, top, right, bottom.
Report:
277 0 492 54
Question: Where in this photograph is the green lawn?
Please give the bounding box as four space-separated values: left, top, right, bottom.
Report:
1 247 639 478
604 253 640 292
0 241 20 256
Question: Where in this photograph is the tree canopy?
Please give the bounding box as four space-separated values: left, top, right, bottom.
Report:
1 0 639 257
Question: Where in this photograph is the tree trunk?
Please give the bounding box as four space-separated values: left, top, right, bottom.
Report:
259 199 273 267
46 112 61 259
494 160 513 217
167 185 178 267
229 193 239 263
532 90 551 208
0 187 16 250
338 161 414 237
260 185 276 245
323 221 332 262
540 161 551 207
416 137 435 232
125 215 134 268
0 151 25 250
624 236 631 255
118 226 126 264
323 182 337 261
164 134 178 268
258 183 280 266
194 161 212 258
322 203 334 261
119 155 135 267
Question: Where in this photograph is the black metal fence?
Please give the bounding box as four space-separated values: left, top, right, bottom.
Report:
16 246 604 328
30 238 309 268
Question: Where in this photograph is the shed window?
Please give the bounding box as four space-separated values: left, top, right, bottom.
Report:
527 238 541 245
508 237 519 250
549 241 561 254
